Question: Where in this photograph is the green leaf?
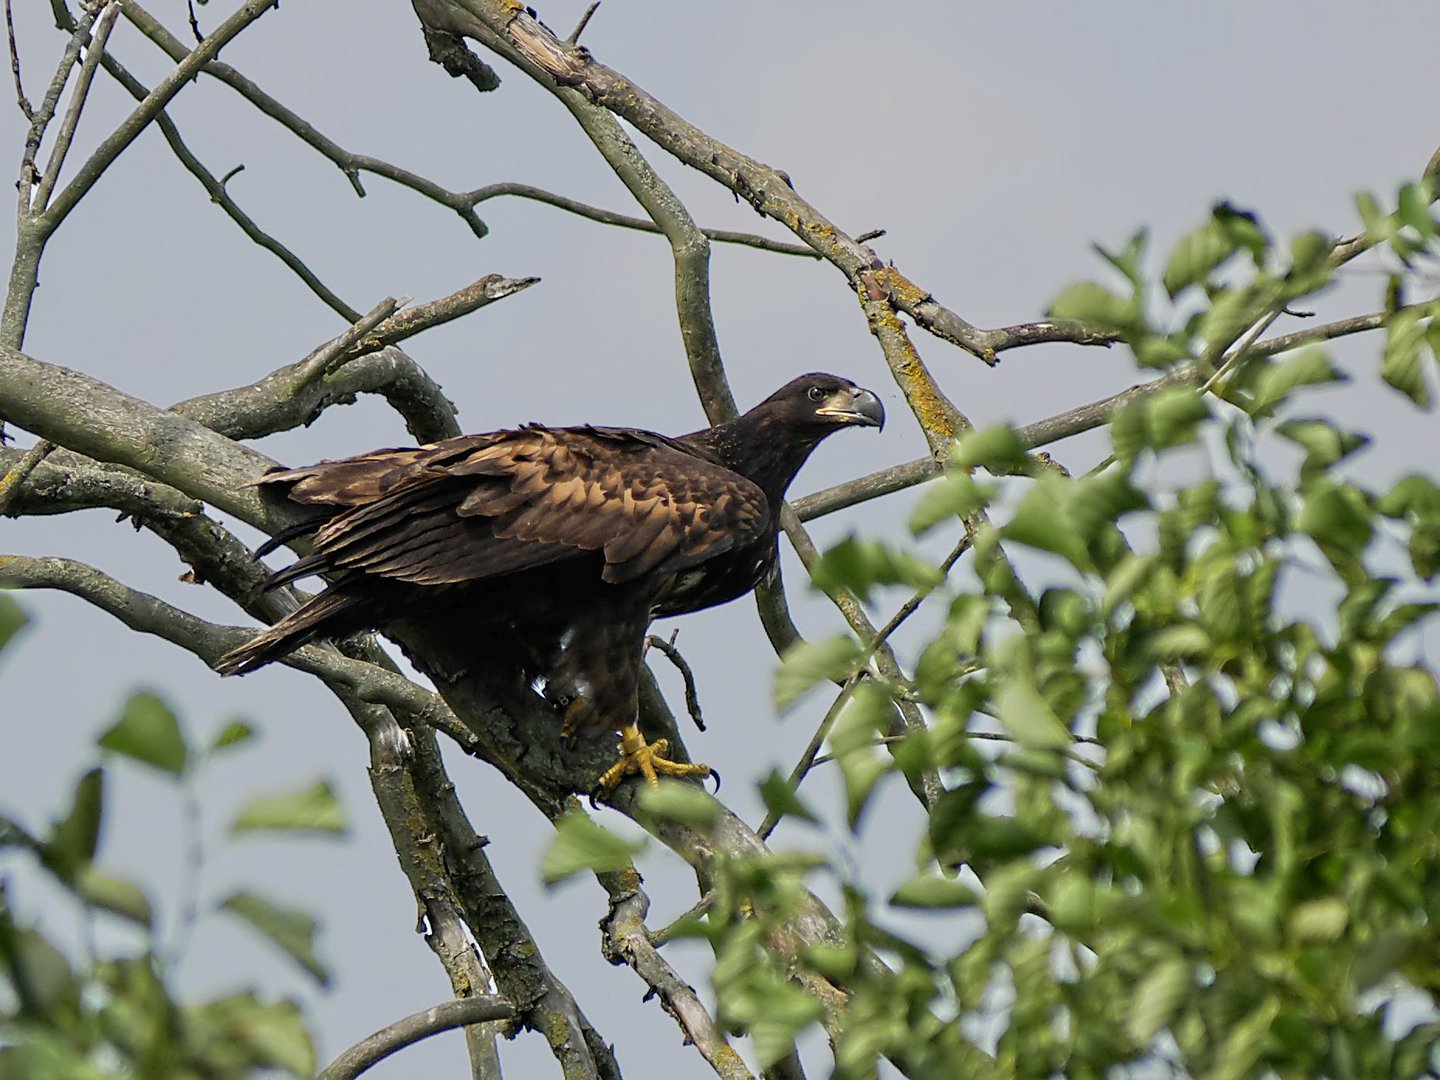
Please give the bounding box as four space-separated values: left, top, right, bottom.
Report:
0 594 28 655
1250 347 1346 413
636 781 719 828
757 770 819 825
1047 281 1138 331
1128 958 1190 1044
230 779 347 836
44 767 104 878
73 867 153 928
1213 201 1270 259
220 891 330 986
828 682 898 828
1355 190 1390 242
992 636 1072 749
1287 897 1348 943
774 636 861 711
1298 483 1374 558
1382 308 1431 407
1378 474 1440 521
890 874 978 909
1094 229 1148 286
810 536 943 603
1396 180 1436 239
1163 218 1234 297
2 927 80 1018
1003 479 1090 570
994 674 1072 750
951 425 1030 474
908 471 993 535
1276 419 1369 481
185 993 316 1077
210 719 256 754
1144 624 1212 662
99 691 188 776
1288 229 1335 276
540 811 645 886
1213 997 1281 1080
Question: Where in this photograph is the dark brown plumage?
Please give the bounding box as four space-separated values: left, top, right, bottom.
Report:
216 373 883 782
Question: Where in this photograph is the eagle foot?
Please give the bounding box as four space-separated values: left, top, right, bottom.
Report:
594 723 711 795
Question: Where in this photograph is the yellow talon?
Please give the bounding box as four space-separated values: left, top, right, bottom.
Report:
596 723 711 793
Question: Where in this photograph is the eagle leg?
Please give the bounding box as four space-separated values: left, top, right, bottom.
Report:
594 722 711 792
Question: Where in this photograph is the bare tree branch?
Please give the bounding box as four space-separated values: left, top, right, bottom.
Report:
417 890 506 1080
3 0 30 122
123 1 817 260
0 554 477 747
413 0 1112 366
31 1 117 212
41 0 281 232
171 276 535 443
0 437 53 514
316 995 517 1080
466 181 819 259
600 879 754 1080
420 23 501 93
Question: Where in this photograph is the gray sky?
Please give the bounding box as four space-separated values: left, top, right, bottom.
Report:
2 2 1437 1076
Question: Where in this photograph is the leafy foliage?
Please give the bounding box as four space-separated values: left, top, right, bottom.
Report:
688 186 1440 1076
0 658 328 1079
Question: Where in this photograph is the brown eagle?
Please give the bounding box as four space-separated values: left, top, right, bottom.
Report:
216 373 884 789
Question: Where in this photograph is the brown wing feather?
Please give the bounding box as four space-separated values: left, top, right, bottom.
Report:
260 426 769 590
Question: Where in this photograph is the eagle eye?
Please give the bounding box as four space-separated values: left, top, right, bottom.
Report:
806 385 826 402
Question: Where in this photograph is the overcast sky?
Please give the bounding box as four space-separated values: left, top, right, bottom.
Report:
2 2 1437 1076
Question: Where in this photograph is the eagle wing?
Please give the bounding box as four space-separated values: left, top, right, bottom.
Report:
258 426 770 589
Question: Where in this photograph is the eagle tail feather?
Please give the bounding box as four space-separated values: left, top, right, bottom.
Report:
215 589 367 676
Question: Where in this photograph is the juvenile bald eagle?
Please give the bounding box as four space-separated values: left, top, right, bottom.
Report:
216 373 884 789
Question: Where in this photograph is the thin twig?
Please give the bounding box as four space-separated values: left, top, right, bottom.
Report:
439 1 1117 364
646 632 705 731
316 996 517 1080
119 3 811 260
32 0 118 213
566 1 600 44
467 181 818 258
41 0 281 232
0 438 53 515
19 3 98 196
757 672 867 841
4 0 30 120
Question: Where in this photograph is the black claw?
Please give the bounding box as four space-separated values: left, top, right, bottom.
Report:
706 767 721 794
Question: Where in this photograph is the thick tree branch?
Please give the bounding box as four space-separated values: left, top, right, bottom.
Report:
0 336 928 1073
316 995 517 1080
403 725 621 1080
416 890 506 1080
170 277 534 443
0 554 475 748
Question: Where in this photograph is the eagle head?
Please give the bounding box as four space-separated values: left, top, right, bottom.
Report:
766 372 886 433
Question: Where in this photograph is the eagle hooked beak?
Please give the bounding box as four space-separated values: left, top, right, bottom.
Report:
817 386 885 429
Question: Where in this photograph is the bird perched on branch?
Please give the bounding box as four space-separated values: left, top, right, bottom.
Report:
216 373 884 791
